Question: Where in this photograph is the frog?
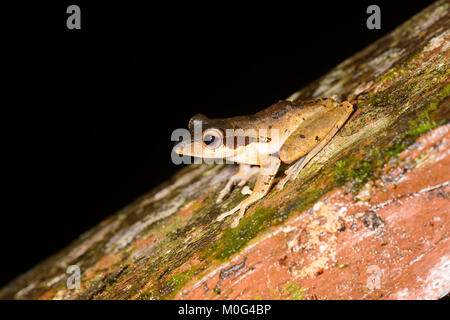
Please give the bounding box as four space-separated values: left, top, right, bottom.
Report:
173 95 353 228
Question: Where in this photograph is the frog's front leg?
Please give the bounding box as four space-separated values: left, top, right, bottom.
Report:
217 155 280 228
217 164 259 203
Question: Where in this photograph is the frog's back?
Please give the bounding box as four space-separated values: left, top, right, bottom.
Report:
196 98 336 133
217 100 311 130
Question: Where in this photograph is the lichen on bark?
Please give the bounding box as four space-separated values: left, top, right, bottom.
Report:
1 0 449 300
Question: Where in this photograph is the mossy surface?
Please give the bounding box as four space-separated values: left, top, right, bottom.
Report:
281 282 306 300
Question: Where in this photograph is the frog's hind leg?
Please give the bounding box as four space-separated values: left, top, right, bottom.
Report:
276 114 348 190
216 164 259 204
217 156 280 228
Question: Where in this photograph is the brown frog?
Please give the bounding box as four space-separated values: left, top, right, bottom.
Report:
174 96 353 227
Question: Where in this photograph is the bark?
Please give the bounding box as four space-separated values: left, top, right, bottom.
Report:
1 0 449 300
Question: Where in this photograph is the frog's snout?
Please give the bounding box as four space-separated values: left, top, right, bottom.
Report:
173 141 187 154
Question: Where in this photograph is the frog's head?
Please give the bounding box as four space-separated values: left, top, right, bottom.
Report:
173 114 237 159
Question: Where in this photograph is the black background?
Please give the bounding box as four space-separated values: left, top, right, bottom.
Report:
1 1 435 287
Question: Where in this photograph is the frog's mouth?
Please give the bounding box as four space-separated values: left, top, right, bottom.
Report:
173 140 209 158
174 139 237 159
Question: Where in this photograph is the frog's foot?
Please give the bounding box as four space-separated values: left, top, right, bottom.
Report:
216 164 258 203
216 204 240 222
216 202 248 228
276 156 305 190
219 156 280 227
217 155 280 228
230 203 250 228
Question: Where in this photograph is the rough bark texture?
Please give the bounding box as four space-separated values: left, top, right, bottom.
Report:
1 0 449 300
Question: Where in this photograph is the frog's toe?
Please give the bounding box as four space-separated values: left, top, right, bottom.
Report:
216 204 240 222
276 157 306 190
241 186 252 195
230 214 242 229
216 166 258 203
217 178 239 203
276 178 287 190
277 169 297 189
216 186 231 203
230 218 240 228
230 205 247 228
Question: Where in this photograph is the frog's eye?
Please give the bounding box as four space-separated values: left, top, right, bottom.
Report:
202 128 223 149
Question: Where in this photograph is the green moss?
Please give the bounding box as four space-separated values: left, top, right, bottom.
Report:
332 88 448 194
281 282 305 300
332 148 385 194
210 186 325 261
410 84 450 128
138 267 197 300
291 188 324 212
384 143 406 159
333 145 403 194
163 268 196 298
380 64 403 83
407 120 437 138
214 207 276 260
